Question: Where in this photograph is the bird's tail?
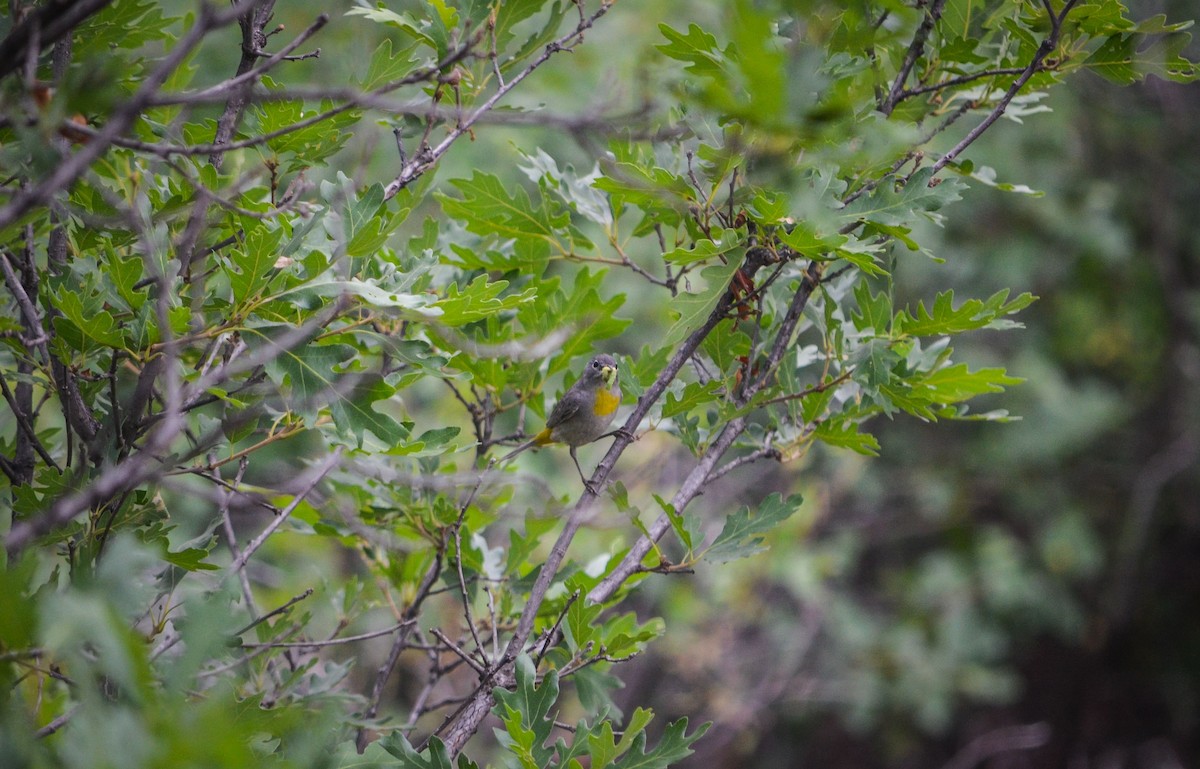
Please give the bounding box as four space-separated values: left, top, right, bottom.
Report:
499 427 554 462
499 436 539 463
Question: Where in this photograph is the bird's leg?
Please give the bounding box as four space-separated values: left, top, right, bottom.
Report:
570 446 599 495
601 426 636 442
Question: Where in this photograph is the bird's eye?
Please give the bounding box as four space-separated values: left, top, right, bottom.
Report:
592 360 600 368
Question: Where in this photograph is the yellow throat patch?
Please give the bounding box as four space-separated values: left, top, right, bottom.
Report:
593 387 619 417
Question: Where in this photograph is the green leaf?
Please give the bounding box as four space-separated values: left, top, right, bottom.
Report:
840 168 965 227
778 221 848 256
505 1 568 70
265 340 354 406
611 717 710 769
894 290 1035 336
1086 31 1198 84
850 281 892 334
51 288 124 351
434 276 537 327
850 338 901 394
377 734 458 769
592 144 694 229
161 547 219 572
228 224 284 305
953 164 1044 196
258 335 409 446
661 380 723 419
813 419 881 456
283 276 433 315
652 494 697 554
518 148 611 228
663 259 742 347
701 320 751 373
585 708 656 768
507 516 559 576
347 3 455 57
492 655 558 769
107 253 147 310
918 363 1023 403
329 376 412 448
516 269 630 374
437 172 566 262
662 229 745 265
703 493 801 563
656 23 728 79
565 588 603 652
257 101 358 169
359 38 419 90
345 187 405 258
493 0 553 53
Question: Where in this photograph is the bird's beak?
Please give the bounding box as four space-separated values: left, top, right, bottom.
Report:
601 365 617 386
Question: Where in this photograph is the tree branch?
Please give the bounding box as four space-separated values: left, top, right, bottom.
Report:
434 247 791 756
208 0 279 169
930 0 1080 175
383 0 617 197
0 0 113 81
0 0 266 233
881 0 949 115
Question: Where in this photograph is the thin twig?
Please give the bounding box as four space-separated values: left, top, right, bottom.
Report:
431 628 488 676
33 704 79 739
930 0 1080 175
0 368 60 471
240 620 415 649
355 523 452 752
191 13 328 100
229 447 343 573
707 444 780 484
896 66 1029 102
383 0 617 197
232 589 315 638
218 456 257 614
882 0 949 115
435 238 793 757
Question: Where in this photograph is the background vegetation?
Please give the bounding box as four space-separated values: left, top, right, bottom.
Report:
1 0 1196 767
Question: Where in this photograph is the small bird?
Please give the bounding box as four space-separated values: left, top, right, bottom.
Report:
501 354 621 492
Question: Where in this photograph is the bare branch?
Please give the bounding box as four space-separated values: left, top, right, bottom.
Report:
881 0 949 115
895 66 1029 103
587 260 824 606
209 0 279 169
240 620 416 650
940 723 1052 769
192 13 328 102
356 523 453 752
435 243 793 756
0 373 60 472
229 447 344 573
0 0 112 80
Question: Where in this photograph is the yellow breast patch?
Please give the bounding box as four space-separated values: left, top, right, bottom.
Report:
593 388 619 417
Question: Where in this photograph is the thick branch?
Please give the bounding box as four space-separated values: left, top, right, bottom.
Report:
0 0 113 81
208 0 279 169
881 0 949 115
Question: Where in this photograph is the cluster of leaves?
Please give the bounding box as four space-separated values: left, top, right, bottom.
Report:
0 0 1194 767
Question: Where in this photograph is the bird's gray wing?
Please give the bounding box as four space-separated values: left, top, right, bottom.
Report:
544 390 584 429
